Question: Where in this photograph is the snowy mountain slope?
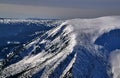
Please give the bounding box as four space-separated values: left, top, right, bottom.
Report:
0 20 76 78
0 16 120 78
67 16 120 78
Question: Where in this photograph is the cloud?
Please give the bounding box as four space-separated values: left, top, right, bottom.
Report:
109 50 120 78
0 3 120 19
0 0 120 9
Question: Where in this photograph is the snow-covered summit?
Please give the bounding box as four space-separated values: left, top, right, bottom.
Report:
0 16 120 78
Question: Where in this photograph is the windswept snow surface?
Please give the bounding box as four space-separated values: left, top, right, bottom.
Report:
0 16 120 78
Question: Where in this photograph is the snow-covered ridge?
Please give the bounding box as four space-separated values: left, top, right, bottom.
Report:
0 20 76 78
1 16 120 78
0 18 64 27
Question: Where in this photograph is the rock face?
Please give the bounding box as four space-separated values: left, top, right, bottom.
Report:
0 16 120 78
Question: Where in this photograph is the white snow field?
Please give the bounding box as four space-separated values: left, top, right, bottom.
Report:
0 16 120 78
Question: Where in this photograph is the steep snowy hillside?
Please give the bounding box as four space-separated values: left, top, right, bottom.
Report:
0 16 120 78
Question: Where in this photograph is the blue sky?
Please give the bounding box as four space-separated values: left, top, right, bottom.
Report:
0 0 120 19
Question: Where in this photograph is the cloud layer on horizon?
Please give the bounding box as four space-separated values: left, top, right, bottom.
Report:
0 0 120 18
